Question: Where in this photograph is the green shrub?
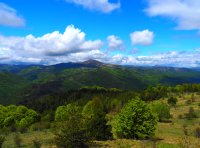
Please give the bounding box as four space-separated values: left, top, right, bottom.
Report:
114 98 158 139
167 96 178 106
55 118 90 148
0 135 5 148
82 98 112 140
194 127 200 138
150 102 171 122
32 138 41 148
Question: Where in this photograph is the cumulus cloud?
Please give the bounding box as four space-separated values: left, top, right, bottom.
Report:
0 25 103 64
107 35 124 51
130 30 154 46
0 2 25 27
0 24 200 67
65 0 120 13
146 0 200 30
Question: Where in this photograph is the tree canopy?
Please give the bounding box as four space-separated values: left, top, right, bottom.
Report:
114 98 158 139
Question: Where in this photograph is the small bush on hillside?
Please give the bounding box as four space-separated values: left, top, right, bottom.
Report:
32 138 42 148
190 94 195 102
82 98 112 140
114 98 158 139
150 102 171 122
55 119 90 148
167 96 178 106
0 135 5 148
186 99 192 105
195 127 200 138
182 125 189 136
178 114 183 119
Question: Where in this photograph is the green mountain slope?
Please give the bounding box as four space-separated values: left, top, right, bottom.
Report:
0 72 30 104
1 60 200 104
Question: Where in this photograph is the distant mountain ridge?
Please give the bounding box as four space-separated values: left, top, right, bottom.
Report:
1 60 200 105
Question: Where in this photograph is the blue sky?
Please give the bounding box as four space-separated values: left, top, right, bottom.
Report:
0 0 200 67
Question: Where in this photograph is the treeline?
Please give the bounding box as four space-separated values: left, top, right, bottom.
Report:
18 84 200 114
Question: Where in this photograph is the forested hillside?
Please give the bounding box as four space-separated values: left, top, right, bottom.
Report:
1 60 200 104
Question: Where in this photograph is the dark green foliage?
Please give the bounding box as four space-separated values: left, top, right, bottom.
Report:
141 85 168 101
195 127 200 138
55 118 90 148
32 138 42 148
82 98 112 140
168 96 178 106
0 135 5 148
114 98 158 139
20 88 125 113
151 102 171 122
0 72 30 105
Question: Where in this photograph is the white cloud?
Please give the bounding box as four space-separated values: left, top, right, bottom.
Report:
109 50 200 67
0 2 25 27
65 0 120 13
0 25 103 64
0 24 200 67
130 30 154 46
107 35 124 50
146 0 200 30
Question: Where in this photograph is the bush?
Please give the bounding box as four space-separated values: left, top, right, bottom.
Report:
55 119 90 148
114 98 158 139
0 135 5 148
150 102 171 122
178 114 183 119
167 96 178 106
82 98 112 140
195 127 200 138
182 124 188 136
32 138 42 148
186 99 192 105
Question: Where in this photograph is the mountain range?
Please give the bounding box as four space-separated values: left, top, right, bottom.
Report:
1 60 200 104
